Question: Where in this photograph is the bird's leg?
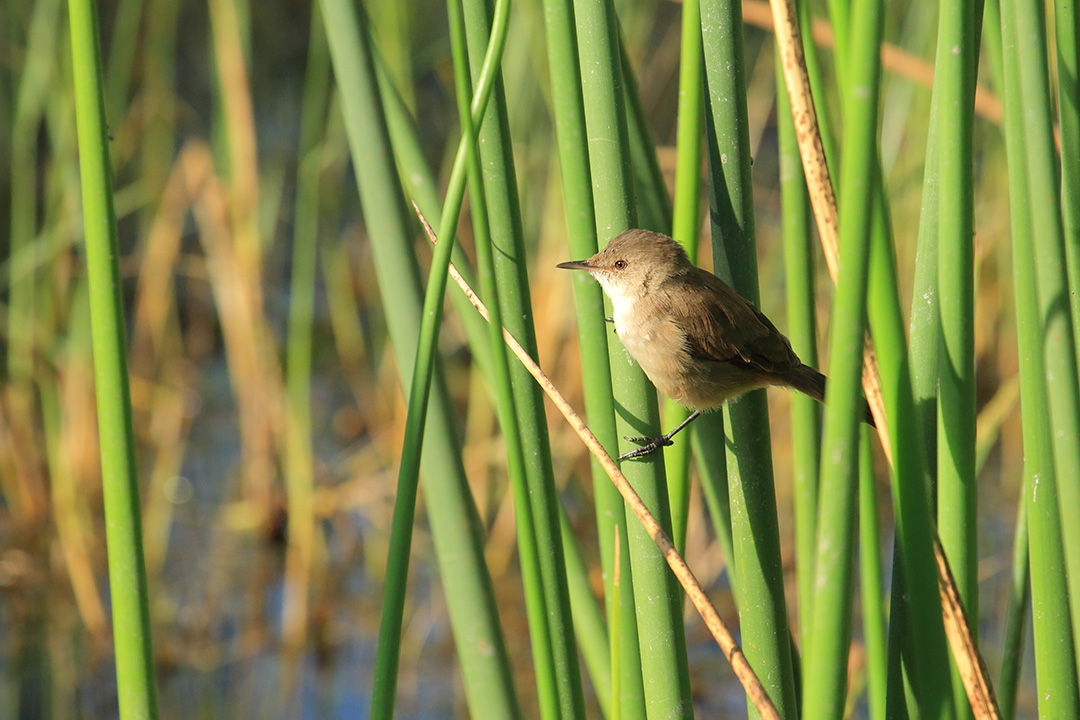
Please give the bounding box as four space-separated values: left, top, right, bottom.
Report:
618 410 703 461
603 316 614 323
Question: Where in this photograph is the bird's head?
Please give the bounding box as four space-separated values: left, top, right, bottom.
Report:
557 229 690 304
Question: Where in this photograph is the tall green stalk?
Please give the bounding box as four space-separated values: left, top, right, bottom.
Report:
539 1 647 713
459 0 587 714
821 5 954 714
859 431 887 720
998 0 1080 710
67 0 159 715
701 0 796 715
802 0 883 711
574 0 693 715
317 1 521 716
451 3 570 716
368 0 511 709
1012 0 1080 663
1054 0 1080 359
664 0 704 556
775 33 821 640
998 499 1029 720
935 0 981 714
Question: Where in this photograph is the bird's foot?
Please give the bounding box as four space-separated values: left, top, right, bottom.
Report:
617 434 674 461
603 316 614 323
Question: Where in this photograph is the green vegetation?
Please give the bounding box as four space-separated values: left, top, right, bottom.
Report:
0 0 1076 715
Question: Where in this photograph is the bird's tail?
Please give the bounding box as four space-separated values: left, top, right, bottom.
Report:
786 365 876 427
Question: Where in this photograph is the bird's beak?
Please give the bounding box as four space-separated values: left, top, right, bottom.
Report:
556 260 594 271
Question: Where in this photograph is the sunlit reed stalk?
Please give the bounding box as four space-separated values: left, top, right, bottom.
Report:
998 0 1080 712
702 0 796 715
771 0 965 714
317 0 521 716
539 1 646 713
997 499 1029 720
451 2 571 715
774 7 821 642
459 0 587 712
1054 0 1080 354
1007 0 1080 663
801 0 882 711
935 0 981 714
663 0 704 556
858 431 887 720
67 0 159 714
574 0 692 713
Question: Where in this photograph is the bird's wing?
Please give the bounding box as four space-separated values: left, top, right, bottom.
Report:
663 269 799 374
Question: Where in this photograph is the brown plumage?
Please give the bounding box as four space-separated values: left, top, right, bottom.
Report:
559 229 873 459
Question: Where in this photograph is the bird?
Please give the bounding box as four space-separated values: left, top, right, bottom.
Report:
558 228 874 460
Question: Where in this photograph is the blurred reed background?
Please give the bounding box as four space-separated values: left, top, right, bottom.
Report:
0 0 1070 716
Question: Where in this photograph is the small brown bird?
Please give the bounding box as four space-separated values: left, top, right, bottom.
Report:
558 229 874 460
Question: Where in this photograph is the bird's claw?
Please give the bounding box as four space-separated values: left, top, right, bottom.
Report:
617 434 673 461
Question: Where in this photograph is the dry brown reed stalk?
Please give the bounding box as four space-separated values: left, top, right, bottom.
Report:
206 0 262 285
206 0 281 515
415 205 783 720
767 0 1000 715
188 145 284 517
46 355 109 648
141 378 191 581
0 392 47 521
131 143 209 371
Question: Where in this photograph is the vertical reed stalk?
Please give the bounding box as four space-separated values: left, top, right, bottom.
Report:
282 7 331 662
664 0 704 555
540 3 646 711
318 0 521 716
998 0 1080 711
459 0 587 713
702 0 796 714
775 28 821 639
802 0 883 711
935 0 981 714
67 0 159 714
574 0 693 714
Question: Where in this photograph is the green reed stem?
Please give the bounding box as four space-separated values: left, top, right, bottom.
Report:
559 506 613 719
821 3 954 715
459 0 587 714
775 31 821 640
620 35 673 235
317 1 520 717
702 0 795 715
802 0 882 711
999 0 1080 712
451 6 563 718
540 1 646 713
1011 0 1080 668
1054 0 1080 359
574 0 692 715
859 430 887 720
67 0 159 714
664 0 704 556
935 0 981 712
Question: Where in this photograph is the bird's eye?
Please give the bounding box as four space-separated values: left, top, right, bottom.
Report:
614 259 627 270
